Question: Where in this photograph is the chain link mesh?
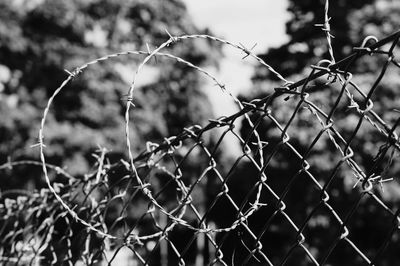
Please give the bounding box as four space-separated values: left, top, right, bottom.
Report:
1 29 400 265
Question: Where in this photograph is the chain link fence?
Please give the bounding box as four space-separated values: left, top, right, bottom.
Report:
1 26 400 265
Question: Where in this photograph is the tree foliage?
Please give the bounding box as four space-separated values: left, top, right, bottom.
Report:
0 0 219 185
229 0 400 264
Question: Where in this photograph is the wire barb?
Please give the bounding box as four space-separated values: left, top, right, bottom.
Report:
239 42 258 59
2 26 400 266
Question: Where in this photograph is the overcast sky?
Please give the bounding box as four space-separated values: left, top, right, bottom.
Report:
181 0 289 116
183 0 289 53
179 1 289 155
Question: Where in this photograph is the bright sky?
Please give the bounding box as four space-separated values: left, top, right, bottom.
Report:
181 1 289 155
182 0 289 116
183 0 289 52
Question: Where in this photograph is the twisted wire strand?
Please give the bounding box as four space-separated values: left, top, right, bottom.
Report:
1 29 400 265
33 33 289 242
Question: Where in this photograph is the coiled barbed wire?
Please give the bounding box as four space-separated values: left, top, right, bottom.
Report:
1 27 400 265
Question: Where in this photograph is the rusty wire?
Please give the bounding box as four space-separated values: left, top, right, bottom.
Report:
0 25 400 266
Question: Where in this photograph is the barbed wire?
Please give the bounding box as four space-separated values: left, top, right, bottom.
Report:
1 18 400 266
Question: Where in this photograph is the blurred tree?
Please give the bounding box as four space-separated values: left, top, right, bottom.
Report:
215 0 400 264
253 0 374 80
0 0 220 185
0 0 224 264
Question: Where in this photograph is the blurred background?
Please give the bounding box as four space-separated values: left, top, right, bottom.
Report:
0 0 400 265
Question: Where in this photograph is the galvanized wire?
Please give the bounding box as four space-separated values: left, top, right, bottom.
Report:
1 29 400 265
